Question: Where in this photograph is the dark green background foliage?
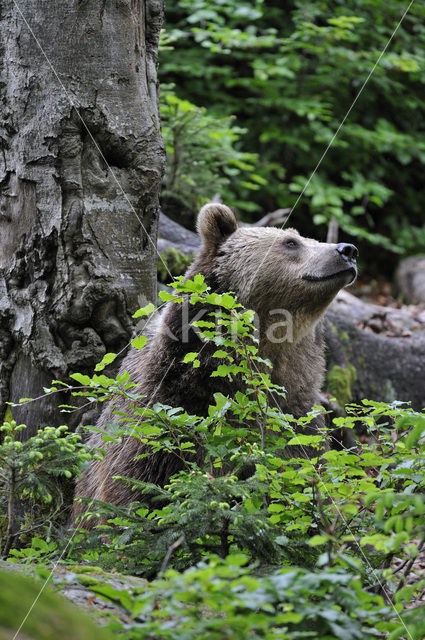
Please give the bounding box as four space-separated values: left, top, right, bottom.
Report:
160 0 425 269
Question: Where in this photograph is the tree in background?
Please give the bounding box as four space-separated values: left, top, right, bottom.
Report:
160 0 425 268
0 0 165 429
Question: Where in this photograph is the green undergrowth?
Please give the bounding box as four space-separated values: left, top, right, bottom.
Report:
2 276 425 639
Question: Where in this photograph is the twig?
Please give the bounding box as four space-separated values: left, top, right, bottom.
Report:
392 556 412 576
326 216 339 244
395 535 425 594
220 520 230 559
3 467 16 557
149 535 185 616
242 336 266 450
252 208 291 228
158 534 185 577
418 583 425 603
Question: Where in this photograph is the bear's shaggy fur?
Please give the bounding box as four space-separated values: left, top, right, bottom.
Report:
74 204 357 522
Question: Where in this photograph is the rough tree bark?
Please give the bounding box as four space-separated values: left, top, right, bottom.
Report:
0 0 165 430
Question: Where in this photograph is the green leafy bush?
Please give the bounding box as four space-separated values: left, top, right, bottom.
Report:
58 276 425 637
7 278 425 637
84 554 393 640
0 420 95 557
160 0 425 260
160 85 260 216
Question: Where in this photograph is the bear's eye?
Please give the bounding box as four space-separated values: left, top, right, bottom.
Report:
283 238 299 249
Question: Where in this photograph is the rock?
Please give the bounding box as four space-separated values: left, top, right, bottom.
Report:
158 211 200 256
157 212 201 283
0 560 151 633
395 256 425 303
325 291 425 411
0 567 113 640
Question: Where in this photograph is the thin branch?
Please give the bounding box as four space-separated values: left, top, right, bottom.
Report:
148 535 185 617
396 535 425 594
159 535 185 577
326 216 339 243
252 208 291 228
2 467 16 557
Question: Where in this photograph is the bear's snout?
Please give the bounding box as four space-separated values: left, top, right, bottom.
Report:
336 243 358 263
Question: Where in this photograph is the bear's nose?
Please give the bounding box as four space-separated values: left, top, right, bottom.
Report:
336 243 358 262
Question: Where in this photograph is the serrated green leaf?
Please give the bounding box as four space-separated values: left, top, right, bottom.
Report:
308 535 329 547
70 373 92 386
159 291 182 303
268 503 284 513
131 336 147 350
133 303 155 318
183 352 198 363
212 349 230 358
94 352 117 372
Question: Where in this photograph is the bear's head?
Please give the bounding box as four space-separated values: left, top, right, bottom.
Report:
195 203 358 342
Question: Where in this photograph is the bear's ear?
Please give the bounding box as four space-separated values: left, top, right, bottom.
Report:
197 203 238 250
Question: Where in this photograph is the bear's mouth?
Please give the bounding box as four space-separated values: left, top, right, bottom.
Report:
302 267 357 284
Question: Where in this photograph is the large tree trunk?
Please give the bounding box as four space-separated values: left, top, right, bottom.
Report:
0 0 165 430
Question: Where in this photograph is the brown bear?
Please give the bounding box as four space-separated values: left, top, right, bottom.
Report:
73 203 357 522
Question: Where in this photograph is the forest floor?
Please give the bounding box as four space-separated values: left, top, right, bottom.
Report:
351 277 402 308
